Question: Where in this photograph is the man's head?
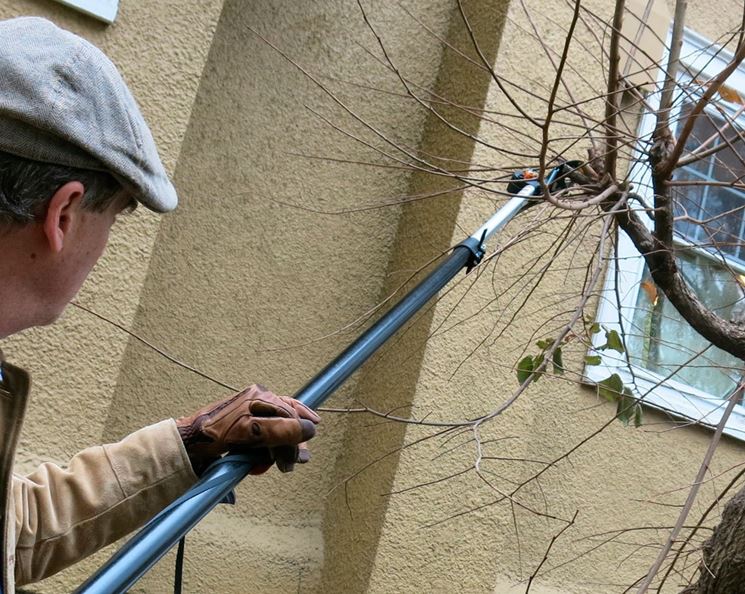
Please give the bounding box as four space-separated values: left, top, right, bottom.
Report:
0 17 176 337
0 153 133 336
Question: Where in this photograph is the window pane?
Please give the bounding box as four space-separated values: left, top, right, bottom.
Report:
711 135 745 181
711 138 745 260
673 168 708 242
678 102 718 153
700 187 744 259
627 250 745 399
674 100 745 264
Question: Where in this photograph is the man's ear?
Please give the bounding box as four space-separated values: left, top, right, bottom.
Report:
42 181 85 254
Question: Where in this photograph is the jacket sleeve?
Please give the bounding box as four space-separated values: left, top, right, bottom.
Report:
12 419 197 586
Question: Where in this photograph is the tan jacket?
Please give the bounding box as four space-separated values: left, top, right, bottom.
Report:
0 354 197 593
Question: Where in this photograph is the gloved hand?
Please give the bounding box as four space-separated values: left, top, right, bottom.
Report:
176 384 320 475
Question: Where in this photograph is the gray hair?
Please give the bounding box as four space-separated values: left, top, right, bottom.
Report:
0 150 125 227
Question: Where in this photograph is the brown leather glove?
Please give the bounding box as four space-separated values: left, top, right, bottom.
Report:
176 384 320 475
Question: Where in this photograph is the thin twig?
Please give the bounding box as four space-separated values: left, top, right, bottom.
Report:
526 510 579 593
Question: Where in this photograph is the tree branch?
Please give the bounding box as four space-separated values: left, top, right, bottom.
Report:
604 0 626 178
654 0 688 138
609 196 745 360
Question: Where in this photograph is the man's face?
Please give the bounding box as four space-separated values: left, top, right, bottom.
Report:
0 187 135 339
35 191 132 326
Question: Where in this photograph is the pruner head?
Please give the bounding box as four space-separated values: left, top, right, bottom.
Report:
506 161 583 197
506 169 539 196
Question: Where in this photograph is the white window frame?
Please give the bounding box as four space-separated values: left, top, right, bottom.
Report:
52 0 119 24
585 29 745 441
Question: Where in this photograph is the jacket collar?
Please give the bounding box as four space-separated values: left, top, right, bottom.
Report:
0 349 31 594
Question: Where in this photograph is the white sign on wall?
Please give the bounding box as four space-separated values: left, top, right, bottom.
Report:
53 0 119 24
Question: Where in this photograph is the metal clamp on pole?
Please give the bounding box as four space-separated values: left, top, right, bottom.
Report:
456 169 544 273
458 229 487 273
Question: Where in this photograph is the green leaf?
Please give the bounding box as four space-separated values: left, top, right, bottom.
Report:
517 356 534 384
634 404 643 428
533 353 545 381
536 338 554 350
590 322 601 335
616 400 627 424
616 395 633 426
552 348 564 375
598 373 624 402
616 389 637 426
605 329 625 354
584 355 602 366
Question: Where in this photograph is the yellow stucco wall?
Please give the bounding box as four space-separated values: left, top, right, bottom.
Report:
101 1 469 592
3 0 745 593
319 1 510 591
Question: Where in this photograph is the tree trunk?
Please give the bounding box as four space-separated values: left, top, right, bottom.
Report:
682 486 745 593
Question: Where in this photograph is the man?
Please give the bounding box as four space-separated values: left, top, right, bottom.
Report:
0 16 320 593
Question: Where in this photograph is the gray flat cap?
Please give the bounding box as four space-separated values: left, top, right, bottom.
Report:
0 17 177 212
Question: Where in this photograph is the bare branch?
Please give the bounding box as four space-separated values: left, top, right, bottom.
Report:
526 510 580 593
655 0 688 136
604 0 626 178
610 194 745 360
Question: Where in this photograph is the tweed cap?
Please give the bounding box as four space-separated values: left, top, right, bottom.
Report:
0 17 177 212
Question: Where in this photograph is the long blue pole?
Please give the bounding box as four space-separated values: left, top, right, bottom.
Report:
75 180 544 594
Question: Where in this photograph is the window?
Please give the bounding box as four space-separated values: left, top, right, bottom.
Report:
586 30 745 439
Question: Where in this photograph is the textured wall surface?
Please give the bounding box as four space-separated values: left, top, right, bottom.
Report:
103 1 464 592
319 1 510 591
4 0 745 593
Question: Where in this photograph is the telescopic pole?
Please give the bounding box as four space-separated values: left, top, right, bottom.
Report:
76 168 564 594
